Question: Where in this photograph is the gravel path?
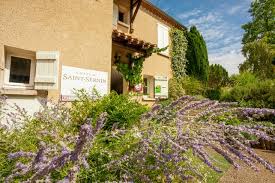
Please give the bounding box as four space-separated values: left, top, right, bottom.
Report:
219 149 275 183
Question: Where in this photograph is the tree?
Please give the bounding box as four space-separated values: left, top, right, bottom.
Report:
208 64 229 89
240 38 274 78
242 0 275 45
186 26 209 82
240 0 275 78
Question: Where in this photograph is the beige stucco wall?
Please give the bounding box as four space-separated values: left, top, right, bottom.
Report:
0 0 113 100
1 0 174 111
133 7 173 80
113 1 173 77
113 1 173 100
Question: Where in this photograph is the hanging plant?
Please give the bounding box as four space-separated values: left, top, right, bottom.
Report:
115 47 167 91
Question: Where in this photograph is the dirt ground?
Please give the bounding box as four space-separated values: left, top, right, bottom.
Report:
219 149 275 183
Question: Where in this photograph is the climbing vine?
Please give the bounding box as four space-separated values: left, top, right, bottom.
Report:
115 47 166 91
170 28 188 79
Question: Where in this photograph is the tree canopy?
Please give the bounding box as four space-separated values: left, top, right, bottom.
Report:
240 38 274 78
242 0 275 45
208 64 229 89
186 26 209 82
240 0 275 78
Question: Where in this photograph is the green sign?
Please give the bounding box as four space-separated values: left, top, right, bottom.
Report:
155 85 161 93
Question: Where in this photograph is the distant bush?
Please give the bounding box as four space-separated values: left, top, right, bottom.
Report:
169 77 204 99
230 72 258 86
205 88 221 100
71 91 148 130
220 73 275 108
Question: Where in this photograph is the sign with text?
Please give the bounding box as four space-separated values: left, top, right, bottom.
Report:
154 76 168 99
61 66 108 101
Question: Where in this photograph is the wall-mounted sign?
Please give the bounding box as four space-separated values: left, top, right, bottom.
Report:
134 83 143 92
61 66 108 101
154 76 168 99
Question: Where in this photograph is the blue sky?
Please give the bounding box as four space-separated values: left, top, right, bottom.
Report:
149 0 252 74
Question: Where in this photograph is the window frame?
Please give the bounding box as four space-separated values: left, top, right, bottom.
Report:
4 53 36 89
143 77 149 96
117 5 130 25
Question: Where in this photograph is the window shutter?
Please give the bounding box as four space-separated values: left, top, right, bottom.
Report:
35 51 59 90
158 24 169 55
113 4 119 28
163 27 169 54
158 24 164 49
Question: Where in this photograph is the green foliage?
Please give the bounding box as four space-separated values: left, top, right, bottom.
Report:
168 78 185 100
220 73 275 108
213 113 241 126
205 88 221 100
78 128 141 182
71 91 148 130
186 26 209 82
241 0 275 79
240 132 258 141
230 72 258 86
169 28 188 78
168 77 204 99
115 53 145 88
240 38 275 79
0 107 72 181
208 64 229 88
115 47 167 88
0 92 148 181
242 0 275 45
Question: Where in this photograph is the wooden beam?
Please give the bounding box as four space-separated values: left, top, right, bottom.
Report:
130 0 142 33
131 0 142 23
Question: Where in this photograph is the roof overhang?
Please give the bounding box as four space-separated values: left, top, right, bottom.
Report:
112 29 156 52
141 0 186 31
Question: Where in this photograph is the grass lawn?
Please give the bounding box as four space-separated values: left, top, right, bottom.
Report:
185 149 231 183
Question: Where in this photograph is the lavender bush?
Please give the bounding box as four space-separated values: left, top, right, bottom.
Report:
1 94 275 182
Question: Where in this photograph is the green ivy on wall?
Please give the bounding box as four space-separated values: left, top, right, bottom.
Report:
170 28 188 79
115 47 166 91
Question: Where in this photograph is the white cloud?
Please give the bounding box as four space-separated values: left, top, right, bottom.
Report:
227 5 243 15
177 9 201 19
209 51 245 75
188 12 220 25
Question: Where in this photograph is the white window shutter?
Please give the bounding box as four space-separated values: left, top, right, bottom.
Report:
158 24 169 55
113 4 119 28
158 24 164 49
163 27 169 54
35 51 59 90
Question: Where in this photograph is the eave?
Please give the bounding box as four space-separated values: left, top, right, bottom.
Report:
112 29 157 53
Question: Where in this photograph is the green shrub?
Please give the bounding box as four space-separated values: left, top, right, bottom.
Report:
168 78 185 99
230 72 258 86
205 88 221 100
169 77 204 99
71 91 148 130
220 73 275 108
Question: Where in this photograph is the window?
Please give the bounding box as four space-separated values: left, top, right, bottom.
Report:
4 52 35 88
119 11 125 22
113 4 119 27
9 56 31 84
158 23 169 55
143 78 149 95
